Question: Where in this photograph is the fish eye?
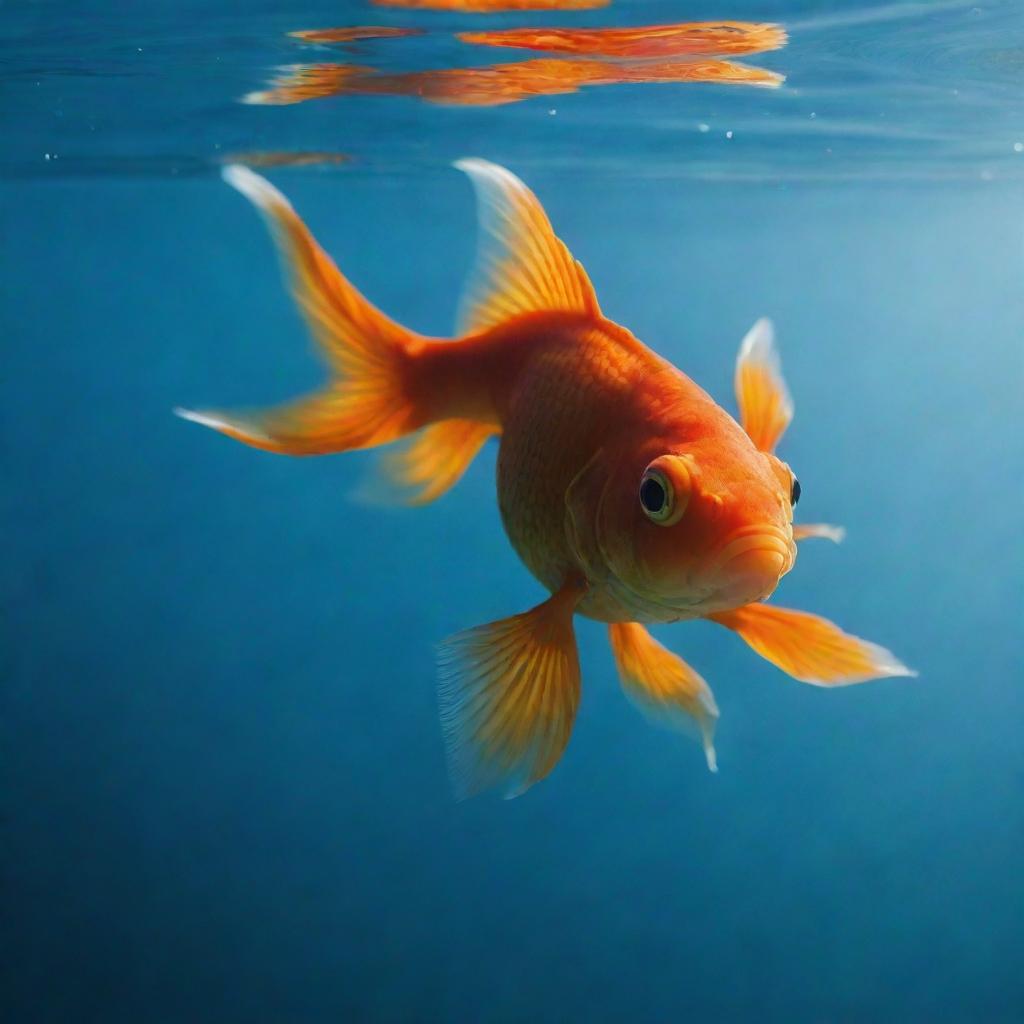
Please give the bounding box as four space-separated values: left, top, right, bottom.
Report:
640 472 671 520
791 476 801 506
639 457 691 526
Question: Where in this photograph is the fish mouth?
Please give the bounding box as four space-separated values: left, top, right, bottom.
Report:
705 524 795 604
596 524 795 623
603 571 710 622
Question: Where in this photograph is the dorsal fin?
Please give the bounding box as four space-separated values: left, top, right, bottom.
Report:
735 317 792 453
454 158 601 336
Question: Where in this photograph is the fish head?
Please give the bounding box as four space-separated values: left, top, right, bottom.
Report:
595 438 799 617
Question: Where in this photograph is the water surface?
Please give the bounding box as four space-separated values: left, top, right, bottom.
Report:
3 1 1023 1021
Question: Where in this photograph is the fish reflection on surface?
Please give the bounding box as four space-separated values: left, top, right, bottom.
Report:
373 0 607 11
220 151 351 168
244 57 783 107
244 65 371 105
289 26 424 43
458 21 787 59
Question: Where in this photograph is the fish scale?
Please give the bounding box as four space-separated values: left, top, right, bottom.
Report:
497 328 639 593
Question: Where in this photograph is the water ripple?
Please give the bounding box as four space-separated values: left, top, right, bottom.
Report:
2 0 1023 183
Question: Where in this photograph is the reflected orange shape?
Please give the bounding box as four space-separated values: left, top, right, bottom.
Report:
244 65 373 106
244 57 783 108
220 151 351 168
459 21 787 59
289 26 423 43
373 0 607 11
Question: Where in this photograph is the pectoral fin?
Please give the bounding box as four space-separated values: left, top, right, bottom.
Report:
735 318 792 453
437 581 584 799
608 623 719 772
709 603 915 686
793 523 846 544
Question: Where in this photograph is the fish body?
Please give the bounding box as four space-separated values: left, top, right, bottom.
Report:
462 313 790 623
178 160 912 796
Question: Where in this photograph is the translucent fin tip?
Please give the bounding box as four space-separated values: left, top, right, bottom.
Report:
865 640 918 681
221 163 255 189
220 163 290 213
453 157 488 173
174 407 222 429
794 523 847 544
172 407 244 435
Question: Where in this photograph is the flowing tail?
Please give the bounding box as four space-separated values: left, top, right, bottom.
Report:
176 165 455 458
177 159 601 504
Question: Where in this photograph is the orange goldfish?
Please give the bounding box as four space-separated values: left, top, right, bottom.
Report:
177 161 913 797
458 21 787 59
243 57 782 108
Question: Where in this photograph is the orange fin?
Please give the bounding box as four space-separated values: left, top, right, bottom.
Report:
176 165 424 454
437 582 583 798
608 623 719 772
735 318 792 453
709 603 915 686
793 523 846 544
365 418 498 505
454 158 601 336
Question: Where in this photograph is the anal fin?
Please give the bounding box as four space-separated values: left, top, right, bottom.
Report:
608 623 719 772
437 581 583 799
370 418 498 505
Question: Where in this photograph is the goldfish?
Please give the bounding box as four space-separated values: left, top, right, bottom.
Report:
243 57 782 108
177 160 913 797
458 20 787 60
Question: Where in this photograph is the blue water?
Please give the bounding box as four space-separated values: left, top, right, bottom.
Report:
4 1 1024 1020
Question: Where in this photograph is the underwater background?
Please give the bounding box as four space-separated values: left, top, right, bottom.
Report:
3 0 1024 1020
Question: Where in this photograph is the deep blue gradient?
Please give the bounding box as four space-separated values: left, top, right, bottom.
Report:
3 1 1024 1021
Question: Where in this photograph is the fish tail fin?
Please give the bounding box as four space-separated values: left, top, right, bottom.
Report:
176 165 436 456
179 159 598 501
